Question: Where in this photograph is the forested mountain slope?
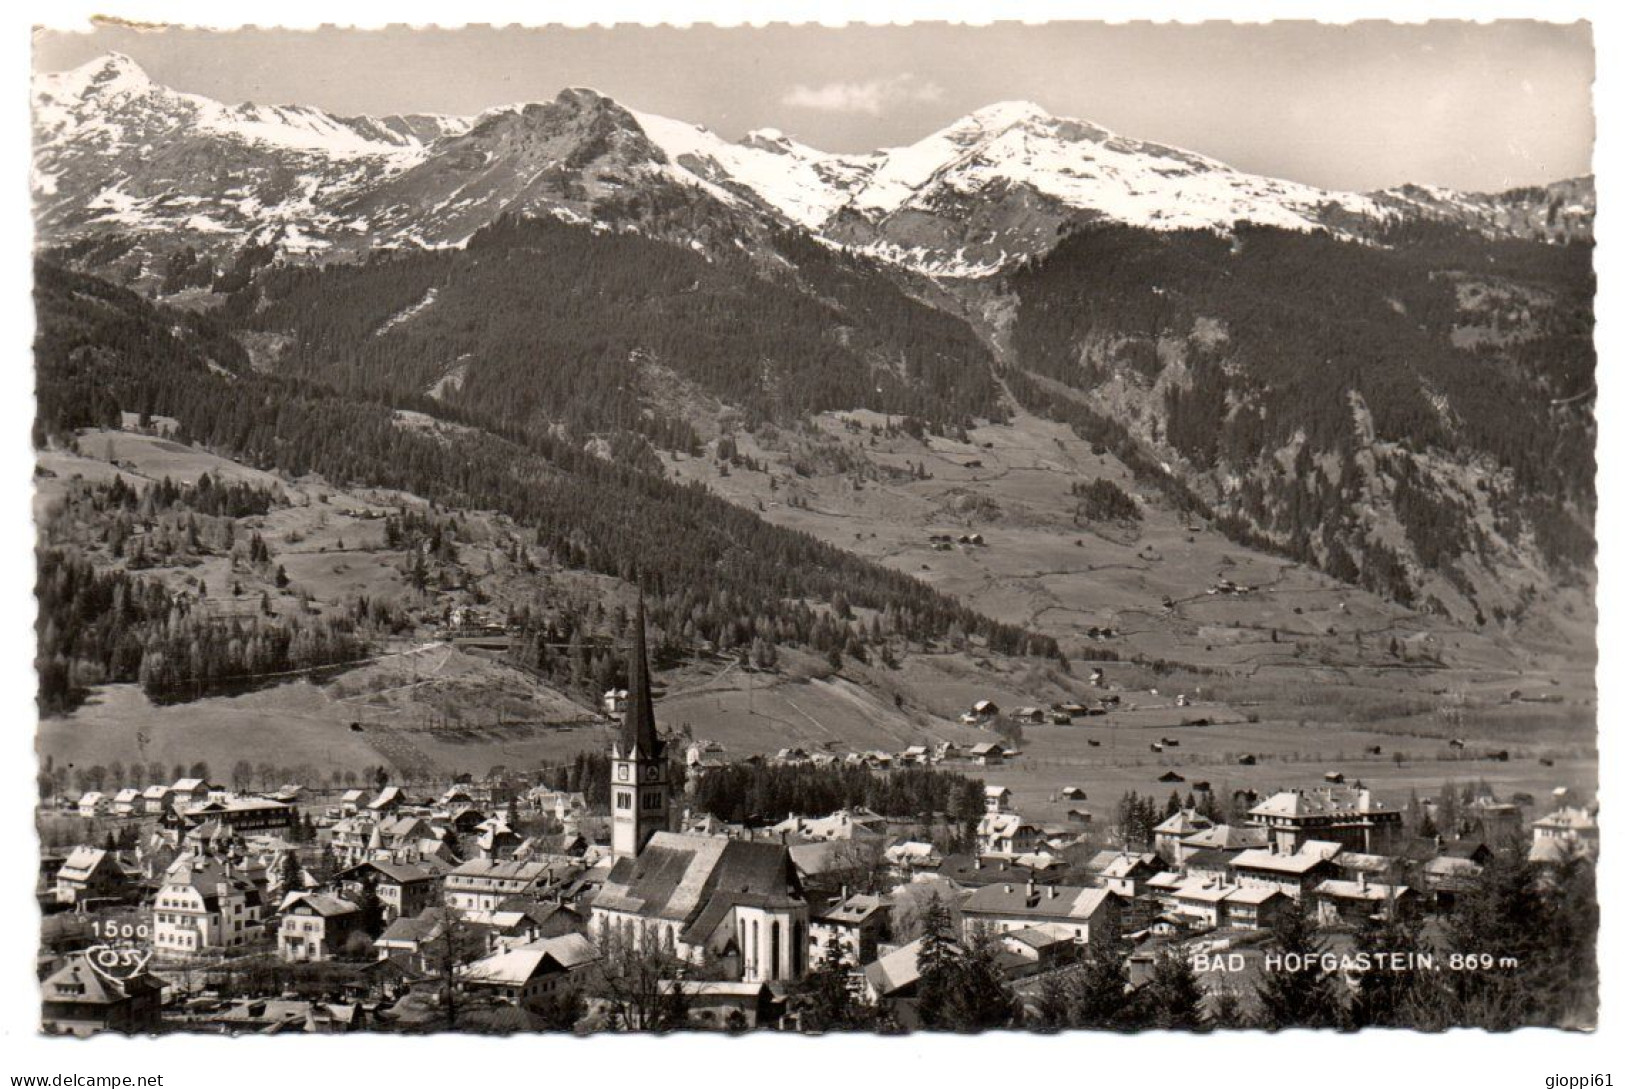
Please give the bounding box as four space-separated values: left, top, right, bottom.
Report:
30 54 1596 637
221 214 1005 437
33 259 1061 715
995 222 1594 627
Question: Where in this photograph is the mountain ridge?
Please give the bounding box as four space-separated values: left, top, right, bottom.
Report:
34 52 1594 279
29 52 1596 640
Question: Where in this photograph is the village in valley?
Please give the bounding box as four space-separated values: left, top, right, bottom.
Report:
38 600 1600 1035
25 23 1601 1044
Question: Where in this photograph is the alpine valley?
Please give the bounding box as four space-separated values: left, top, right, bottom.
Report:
32 53 1596 789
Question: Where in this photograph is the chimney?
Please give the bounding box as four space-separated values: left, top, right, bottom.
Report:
974 857 983 870
1026 877 1036 897
1048 885 1057 899
1358 872 1368 892
840 885 849 903
1004 884 1012 894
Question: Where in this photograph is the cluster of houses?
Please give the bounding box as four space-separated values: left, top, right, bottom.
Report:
842 782 1597 1009
926 532 985 552
694 734 1020 774
76 778 301 825
40 765 1600 1036
957 697 1124 728
39 605 1602 1035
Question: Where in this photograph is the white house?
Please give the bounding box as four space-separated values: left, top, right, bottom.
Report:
152 852 267 955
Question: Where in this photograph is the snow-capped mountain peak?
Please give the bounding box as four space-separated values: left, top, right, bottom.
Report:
32 52 472 262
34 50 447 161
32 54 1593 284
43 51 155 101
961 99 1052 130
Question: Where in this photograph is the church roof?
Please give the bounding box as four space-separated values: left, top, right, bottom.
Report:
594 832 802 932
619 599 662 760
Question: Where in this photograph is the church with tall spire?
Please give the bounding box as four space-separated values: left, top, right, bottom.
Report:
592 597 809 983
609 599 670 862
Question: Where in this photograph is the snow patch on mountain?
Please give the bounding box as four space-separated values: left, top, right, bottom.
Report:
631 109 877 228
35 53 438 161
375 288 439 336
32 52 1594 281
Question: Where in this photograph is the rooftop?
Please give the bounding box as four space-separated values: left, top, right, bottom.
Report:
282 892 359 917
42 955 161 1006
448 859 556 883
1153 809 1214 836
1534 806 1599 832
1230 848 1336 876
1181 824 1269 851
461 933 600 986
1317 879 1410 902
961 882 1116 920
1250 786 1390 820
594 832 802 932
863 936 941 997
812 892 888 925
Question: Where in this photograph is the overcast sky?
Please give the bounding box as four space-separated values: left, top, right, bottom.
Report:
33 21 1593 192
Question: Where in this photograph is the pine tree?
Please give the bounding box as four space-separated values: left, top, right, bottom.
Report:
1347 903 1427 1028
940 924 1018 1031
1140 950 1207 1030
276 849 303 894
1252 898 1345 1029
1066 935 1132 1029
1033 970 1073 1030
1206 986 1249 1029
913 894 956 1028
797 946 880 1032
353 878 386 938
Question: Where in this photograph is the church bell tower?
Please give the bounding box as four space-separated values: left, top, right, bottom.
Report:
610 599 669 862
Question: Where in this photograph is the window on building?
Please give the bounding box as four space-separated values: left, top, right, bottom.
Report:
616 792 632 811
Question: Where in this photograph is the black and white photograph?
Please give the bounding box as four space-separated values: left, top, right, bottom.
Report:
10 4 1614 1070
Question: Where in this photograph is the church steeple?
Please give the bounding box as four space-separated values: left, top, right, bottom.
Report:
610 596 669 862
619 598 662 760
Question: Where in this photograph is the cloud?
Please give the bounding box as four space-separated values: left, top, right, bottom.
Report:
781 73 944 115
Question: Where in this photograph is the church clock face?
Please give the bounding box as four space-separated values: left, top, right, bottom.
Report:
644 764 660 781
616 764 630 781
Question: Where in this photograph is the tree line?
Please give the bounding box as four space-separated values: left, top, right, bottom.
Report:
33 260 1063 709
690 763 986 830
35 546 368 713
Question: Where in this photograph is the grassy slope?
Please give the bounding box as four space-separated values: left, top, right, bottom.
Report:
37 412 1595 815
654 398 1597 817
